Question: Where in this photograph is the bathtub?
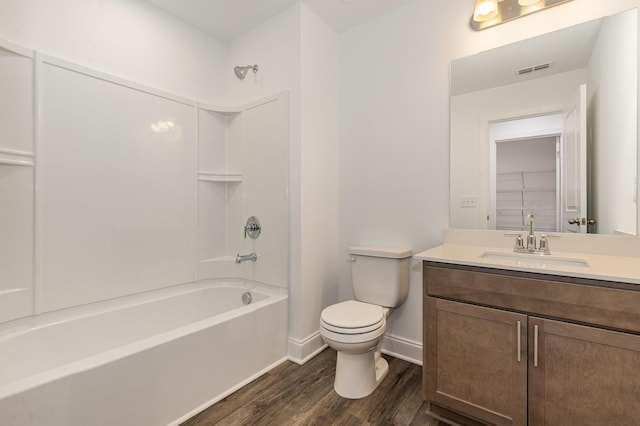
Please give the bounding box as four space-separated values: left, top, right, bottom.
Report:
0 279 288 426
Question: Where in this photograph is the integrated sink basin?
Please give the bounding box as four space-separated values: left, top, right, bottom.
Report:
480 251 590 269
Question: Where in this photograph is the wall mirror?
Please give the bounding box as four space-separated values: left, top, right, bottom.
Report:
450 8 638 236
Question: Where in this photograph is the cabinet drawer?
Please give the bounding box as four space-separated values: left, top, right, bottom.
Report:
424 262 640 334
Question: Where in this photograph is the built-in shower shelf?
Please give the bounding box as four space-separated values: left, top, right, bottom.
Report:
0 148 35 167
0 158 34 167
198 103 242 115
198 172 242 182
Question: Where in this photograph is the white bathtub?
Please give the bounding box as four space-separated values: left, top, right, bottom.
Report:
0 280 288 426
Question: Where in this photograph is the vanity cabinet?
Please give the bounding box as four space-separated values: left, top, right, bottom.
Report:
423 262 640 426
425 298 527 425
528 317 640 425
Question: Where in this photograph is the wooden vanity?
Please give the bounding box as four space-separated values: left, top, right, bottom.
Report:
422 261 640 426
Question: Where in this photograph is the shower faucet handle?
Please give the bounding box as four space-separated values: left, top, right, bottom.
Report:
244 216 261 239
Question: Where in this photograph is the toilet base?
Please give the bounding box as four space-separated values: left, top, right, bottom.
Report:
334 346 389 399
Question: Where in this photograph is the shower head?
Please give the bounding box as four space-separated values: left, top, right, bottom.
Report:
234 64 259 80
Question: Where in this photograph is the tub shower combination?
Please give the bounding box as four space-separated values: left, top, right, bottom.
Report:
0 280 288 425
0 37 290 426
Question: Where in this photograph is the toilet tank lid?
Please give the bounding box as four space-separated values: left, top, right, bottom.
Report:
349 246 413 259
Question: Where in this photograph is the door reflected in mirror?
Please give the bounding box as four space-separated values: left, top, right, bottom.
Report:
450 8 638 236
490 115 561 233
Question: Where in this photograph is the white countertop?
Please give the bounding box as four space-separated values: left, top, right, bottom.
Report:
415 243 640 285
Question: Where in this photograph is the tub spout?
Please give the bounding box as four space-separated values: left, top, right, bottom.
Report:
236 252 257 263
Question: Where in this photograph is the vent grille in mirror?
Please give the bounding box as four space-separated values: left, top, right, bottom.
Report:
517 62 552 76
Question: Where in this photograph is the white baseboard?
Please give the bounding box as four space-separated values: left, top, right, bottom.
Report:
288 331 422 366
381 334 423 365
287 331 327 365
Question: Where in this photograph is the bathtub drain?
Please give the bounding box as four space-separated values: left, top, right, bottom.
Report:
242 292 252 305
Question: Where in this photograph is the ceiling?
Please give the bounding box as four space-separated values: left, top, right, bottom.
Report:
145 0 417 42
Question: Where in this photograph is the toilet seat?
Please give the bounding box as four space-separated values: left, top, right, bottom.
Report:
320 322 386 345
320 300 385 335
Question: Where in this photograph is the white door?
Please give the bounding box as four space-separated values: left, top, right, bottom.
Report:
562 84 587 233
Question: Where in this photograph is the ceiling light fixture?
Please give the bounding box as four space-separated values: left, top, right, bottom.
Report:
471 0 573 31
518 0 542 5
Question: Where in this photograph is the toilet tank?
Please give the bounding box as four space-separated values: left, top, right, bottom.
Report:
349 246 413 308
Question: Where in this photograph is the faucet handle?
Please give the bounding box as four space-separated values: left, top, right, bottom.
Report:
539 235 550 254
514 234 524 251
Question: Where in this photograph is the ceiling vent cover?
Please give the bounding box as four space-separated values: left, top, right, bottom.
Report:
517 62 552 76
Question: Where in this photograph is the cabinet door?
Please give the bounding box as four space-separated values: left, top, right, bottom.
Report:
528 317 640 425
425 297 528 426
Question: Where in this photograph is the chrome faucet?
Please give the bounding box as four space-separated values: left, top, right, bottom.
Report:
235 252 257 263
513 214 550 255
526 214 536 250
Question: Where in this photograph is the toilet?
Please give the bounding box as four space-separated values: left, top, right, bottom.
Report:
320 246 412 399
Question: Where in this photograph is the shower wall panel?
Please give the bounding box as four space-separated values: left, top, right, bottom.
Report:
38 57 197 313
242 94 289 288
0 43 35 323
197 108 244 279
196 93 289 287
0 38 289 322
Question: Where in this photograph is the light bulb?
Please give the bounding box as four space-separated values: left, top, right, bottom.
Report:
473 0 499 22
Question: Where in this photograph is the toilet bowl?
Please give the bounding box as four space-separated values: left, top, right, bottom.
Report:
320 246 412 399
320 300 391 398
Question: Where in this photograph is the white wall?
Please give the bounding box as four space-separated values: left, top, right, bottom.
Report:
339 0 640 363
297 5 339 361
224 5 301 106
225 4 339 363
588 9 638 235
0 0 227 101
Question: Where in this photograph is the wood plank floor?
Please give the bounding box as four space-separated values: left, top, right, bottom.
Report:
182 349 448 426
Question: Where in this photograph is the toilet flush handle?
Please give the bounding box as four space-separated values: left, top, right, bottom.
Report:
346 256 356 263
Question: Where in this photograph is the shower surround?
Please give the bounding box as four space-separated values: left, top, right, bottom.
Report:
0 36 289 425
